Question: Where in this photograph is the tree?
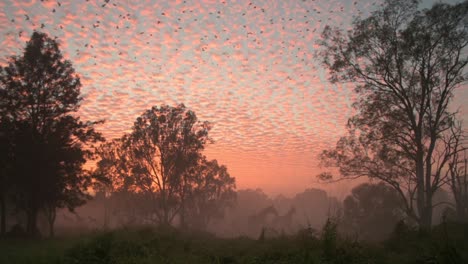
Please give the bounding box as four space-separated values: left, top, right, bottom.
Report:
0 120 13 235
445 121 467 222
342 183 403 241
95 139 133 193
0 31 103 236
41 116 104 237
317 0 468 228
449 151 467 222
184 157 236 230
293 188 335 229
98 104 211 226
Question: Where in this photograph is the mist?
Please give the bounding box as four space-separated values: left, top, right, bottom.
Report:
1 0 468 263
3 185 452 241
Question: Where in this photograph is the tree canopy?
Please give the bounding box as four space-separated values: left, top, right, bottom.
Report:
184 157 236 230
96 104 236 228
317 0 467 228
342 182 403 241
0 31 103 236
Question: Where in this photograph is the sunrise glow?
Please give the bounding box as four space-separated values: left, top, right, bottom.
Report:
0 0 466 196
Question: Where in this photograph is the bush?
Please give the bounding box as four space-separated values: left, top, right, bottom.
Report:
64 233 115 264
2 222 468 264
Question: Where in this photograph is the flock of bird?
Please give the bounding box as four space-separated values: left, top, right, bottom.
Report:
5 0 377 65
0 0 380 184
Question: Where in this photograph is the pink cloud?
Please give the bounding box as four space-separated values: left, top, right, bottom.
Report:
1 0 466 196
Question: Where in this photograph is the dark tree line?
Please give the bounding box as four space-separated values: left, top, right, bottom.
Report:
0 32 236 237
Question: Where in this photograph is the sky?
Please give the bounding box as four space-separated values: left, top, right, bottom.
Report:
0 0 466 197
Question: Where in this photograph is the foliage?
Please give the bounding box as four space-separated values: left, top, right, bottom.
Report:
96 104 236 228
97 104 210 225
341 182 403 241
0 31 103 236
1 222 468 264
317 0 468 228
385 221 468 263
445 121 468 222
184 157 237 230
320 218 338 262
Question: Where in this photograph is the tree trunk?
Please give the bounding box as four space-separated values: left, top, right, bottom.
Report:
49 222 54 237
420 205 432 229
163 203 168 226
0 193 5 235
46 206 56 237
49 220 55 238
418 197 433 229
456 203 466 222
180 202 186 229
162 191 171 226
416 148 427 229
27 206 39 237
461 158 468 222
103 201 108 230
420 164 433 229
179 182 187 229
26 211 32 235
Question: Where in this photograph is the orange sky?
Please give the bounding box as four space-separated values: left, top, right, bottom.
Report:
0 0 466 197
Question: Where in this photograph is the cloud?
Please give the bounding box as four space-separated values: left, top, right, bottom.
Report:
1 0 465 195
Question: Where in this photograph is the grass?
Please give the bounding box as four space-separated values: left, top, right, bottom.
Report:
0 235 84 264
1 222 467 264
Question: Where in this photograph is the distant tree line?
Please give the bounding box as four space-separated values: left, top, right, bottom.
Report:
0 32 235 237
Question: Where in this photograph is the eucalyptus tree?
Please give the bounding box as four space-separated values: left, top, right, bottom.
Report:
317 0 468 228
98 104 211 226
184 157 236 230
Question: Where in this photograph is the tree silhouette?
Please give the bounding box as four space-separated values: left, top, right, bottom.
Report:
0 31 103 236
98 104 211 226
342 183 403 241
317 0 467 229
184 157 236 230
445 121 468 222
0 119 14 235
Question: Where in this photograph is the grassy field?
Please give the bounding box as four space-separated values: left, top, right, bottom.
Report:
1 222 467 264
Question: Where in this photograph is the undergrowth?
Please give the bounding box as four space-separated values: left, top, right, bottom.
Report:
1 221 467 264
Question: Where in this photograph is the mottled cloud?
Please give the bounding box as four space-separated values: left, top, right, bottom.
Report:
1 0 466 196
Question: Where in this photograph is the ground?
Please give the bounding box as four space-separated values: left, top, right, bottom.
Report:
0 222 467 264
